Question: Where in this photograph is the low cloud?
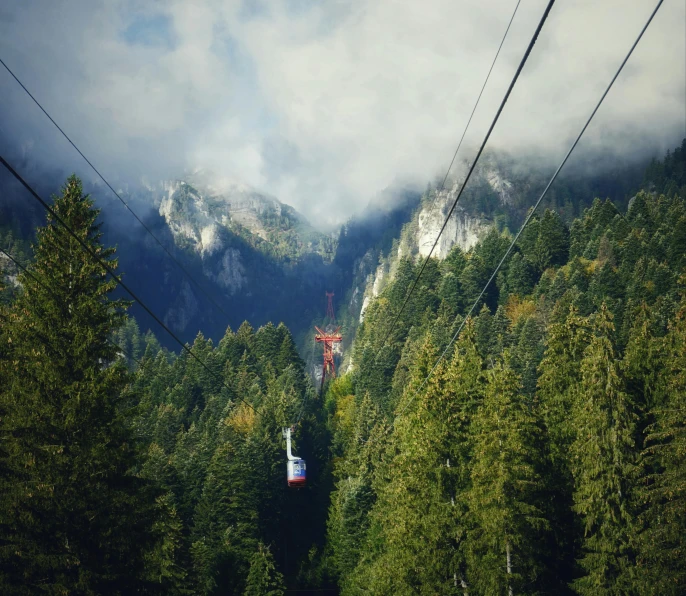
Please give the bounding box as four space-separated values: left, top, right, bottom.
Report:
1 0 683 226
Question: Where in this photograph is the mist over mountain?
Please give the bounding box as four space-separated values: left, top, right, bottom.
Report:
0 136 657 378
1 0 684 225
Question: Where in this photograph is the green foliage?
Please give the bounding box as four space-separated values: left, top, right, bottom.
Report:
129 313 331 594
465 354 549 595
0 176 330 595
2 143 686 595
243 543 285 596
569 305 637 595
634 281 686 595
327 145 686 594
0 176 160 594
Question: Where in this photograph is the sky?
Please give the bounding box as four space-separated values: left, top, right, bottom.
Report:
0 0 684 226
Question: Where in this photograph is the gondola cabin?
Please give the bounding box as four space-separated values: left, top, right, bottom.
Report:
283 426 306 488
287 458 306 487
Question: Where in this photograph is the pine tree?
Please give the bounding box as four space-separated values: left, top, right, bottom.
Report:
191 439 258 595
327 389 384 591
570 304 637 595
244 543 285 596
503 251 536 298
531 209 570 272
510 316 543 398
276 323 303 373
144 493 192 594
440 322 487 590
0 176 159 593
635 279 686 594
348 335 445 594
349 326 490 594
465 353 549 595
537 305 591 465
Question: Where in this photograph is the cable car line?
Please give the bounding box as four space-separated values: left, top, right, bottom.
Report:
3 54 329 451
373 0 555 359
415 0 522 230
0 57 234 324
0 244 143 367
372 0 666 442
0 154 256 412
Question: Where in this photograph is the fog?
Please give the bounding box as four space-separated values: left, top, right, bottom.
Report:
0 0 684 226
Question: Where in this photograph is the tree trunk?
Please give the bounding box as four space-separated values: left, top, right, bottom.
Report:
506 538 513 596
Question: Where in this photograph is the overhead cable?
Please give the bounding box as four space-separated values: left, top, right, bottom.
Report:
374 0 554 356
0 57 233 323
0 155 256 412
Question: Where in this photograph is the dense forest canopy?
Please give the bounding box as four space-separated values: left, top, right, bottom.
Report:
327 142 686 594
0 142 685 594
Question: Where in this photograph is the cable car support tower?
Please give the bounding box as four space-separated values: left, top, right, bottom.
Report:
315 292 342 394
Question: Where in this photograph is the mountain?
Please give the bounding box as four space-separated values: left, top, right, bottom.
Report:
153 170 335 263
0 146 651 375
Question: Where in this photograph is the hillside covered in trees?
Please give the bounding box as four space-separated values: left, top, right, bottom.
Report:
0 141 685 595
325 142 686 594
0 177 333 594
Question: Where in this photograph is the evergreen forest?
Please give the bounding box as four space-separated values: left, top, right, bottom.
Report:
0 142 685 595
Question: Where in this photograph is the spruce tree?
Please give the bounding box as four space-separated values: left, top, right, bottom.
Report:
570 304 637 595
537 305 591 466
635 280 686 594
465 353 549 595
244 543 285 596
0 176 158 593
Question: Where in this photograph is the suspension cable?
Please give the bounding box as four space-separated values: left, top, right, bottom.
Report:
0 57 233 323
373 0 555 358
380 0 666 437
0 155 256 412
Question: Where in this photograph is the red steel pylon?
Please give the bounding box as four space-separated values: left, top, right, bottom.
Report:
315 325 342 393
315 291 342 393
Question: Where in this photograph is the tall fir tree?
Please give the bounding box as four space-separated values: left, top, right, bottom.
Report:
243 543 285 596
0 176 159 593
465 352 549 595
635 278 686 594
570 304 637 595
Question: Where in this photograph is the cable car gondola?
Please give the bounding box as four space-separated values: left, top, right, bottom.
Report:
283 427 306 488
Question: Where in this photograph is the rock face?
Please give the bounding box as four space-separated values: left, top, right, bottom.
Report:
151 172 333 301
0 253 20 288
157 178 283 254
156 180 249 296
485 168 515 205
416 206 486 259
355 180 493 326
213 248 246 295
416 181 490 258
163 279 200 332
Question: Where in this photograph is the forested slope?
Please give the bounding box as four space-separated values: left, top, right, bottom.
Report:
0 177 334 595
1 143 685 595
323 143 686 594
121 319 335 593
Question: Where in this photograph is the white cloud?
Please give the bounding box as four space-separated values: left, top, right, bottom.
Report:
1 0 683 225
